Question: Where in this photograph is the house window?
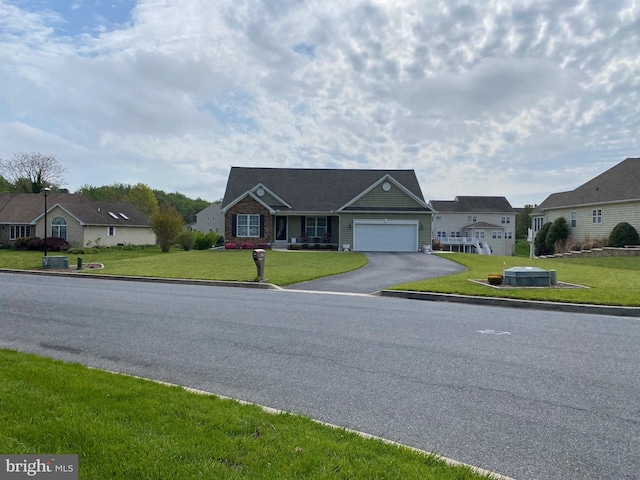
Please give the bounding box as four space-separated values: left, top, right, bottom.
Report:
306 217 327 238
436 231 447 239
501 216 511 224
237 214 260 237
434 215 442 221
592 209 602 224
534 217 544 231
492 230 503 239
468 215 477 222
450 231 460 237
505 231 513 239
51 217 67 240
10 225 31 240
571 211 577 228
107 226 116 236
474 231 485 239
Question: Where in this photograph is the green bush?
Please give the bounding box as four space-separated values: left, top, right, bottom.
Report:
534 222 552 256
175 231 196 251
194 231 220 250
608 222 640 247
13 236 39 250
545 217 570 254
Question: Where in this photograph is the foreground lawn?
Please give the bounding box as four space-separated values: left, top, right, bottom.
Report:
0 249 368 286
392 253 640 307
0 350 491 480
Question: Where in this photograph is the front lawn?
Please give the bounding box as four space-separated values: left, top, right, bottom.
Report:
392 253 640 307
0 349 493 480
0 248 368 286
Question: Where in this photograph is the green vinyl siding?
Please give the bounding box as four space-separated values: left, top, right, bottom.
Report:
351 184 424 208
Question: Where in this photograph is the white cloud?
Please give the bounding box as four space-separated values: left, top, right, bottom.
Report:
0 0 639 206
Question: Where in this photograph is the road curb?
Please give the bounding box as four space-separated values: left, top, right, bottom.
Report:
0 268 282 290
4 268 638 316
380 290 640 317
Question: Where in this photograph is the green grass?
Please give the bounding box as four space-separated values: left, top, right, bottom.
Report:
0 248 368 286
392 253 640 306
514 238 530 257
0 349 491 480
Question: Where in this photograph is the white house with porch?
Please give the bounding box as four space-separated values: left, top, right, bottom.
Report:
430 196 517 256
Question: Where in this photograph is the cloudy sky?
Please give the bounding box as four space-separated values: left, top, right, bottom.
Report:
1 0 638 205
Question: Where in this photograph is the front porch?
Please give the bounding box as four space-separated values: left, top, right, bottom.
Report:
436 236 492 254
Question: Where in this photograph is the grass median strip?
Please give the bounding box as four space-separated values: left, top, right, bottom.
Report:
0 349 495 479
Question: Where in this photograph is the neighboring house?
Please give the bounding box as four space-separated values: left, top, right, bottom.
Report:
220 167 434 252
532 158 640 244
0 193 156 248
429 196 517 256
194 202 223 235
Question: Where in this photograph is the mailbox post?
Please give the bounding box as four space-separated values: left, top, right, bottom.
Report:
252 249 265 281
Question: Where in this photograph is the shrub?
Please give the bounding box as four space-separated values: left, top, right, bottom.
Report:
545 217 570 254
608 222 640 247
225 242 237 250
487 274 503 286
31 237 70 252
240 242 254 250
14 236 39 250
67 247 100 255
194 231 220 250
288 243 301 250
431 239 443 251
582 237 607 250
175 231 196 251
534 222 552 256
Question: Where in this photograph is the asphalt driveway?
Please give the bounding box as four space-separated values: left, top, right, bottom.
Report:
286 252 466 294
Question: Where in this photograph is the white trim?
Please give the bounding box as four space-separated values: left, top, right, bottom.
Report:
337 174 432 212
32 203 87 226
221 191 276 214
249 183 292 208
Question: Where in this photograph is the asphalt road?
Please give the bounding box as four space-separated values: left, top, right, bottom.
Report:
287 252 466 293
1 272 639 480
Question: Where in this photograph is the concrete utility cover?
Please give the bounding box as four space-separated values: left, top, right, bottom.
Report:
505 267 547 272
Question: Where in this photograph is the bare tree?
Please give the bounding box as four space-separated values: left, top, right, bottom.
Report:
0 152 66 193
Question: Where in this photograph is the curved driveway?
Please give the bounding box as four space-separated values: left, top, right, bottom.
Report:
286 252 466 294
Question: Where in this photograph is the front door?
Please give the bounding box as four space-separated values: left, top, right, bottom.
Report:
275 216 288 241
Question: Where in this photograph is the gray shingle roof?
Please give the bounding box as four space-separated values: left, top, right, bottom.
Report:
533 158 640 213
430 196 515 213
221 167 428 212
0 193 150 226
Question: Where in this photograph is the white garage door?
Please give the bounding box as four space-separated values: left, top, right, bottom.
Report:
353 222 418 252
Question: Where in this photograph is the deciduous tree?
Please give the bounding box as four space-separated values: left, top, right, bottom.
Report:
0 152 66 193
150 202 184 252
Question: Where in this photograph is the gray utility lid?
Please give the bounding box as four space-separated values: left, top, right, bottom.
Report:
505 266 547 273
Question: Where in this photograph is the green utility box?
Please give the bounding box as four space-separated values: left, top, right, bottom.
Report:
42 256 69 269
